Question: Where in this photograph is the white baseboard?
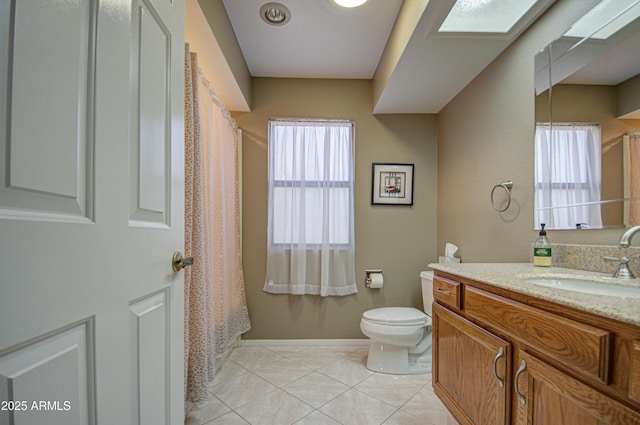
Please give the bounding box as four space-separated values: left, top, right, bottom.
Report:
239 338 369 347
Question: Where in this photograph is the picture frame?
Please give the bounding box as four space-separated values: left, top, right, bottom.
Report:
371 163 414 206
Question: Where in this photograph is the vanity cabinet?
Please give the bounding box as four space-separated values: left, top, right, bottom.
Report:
432 272 640 425
433 303 511 425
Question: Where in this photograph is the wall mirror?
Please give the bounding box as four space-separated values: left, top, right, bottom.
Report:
534 0 640 230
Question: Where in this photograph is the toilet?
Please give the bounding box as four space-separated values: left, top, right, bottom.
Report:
360 271 435 374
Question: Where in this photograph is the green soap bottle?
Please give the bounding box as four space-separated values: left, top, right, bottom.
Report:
534 223 552 267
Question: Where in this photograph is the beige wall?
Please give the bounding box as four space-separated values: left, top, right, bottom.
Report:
617 74 640 117
232 78 437 339
436 0 628 262
186 0 250 111
197 0 252 109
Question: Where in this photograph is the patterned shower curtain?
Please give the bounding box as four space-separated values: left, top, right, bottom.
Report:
183 44 251 405
626 132 640 226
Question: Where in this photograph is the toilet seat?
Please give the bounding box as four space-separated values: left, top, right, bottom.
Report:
362 307 429 327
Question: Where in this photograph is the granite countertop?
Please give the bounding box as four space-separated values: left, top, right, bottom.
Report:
428 263 640 327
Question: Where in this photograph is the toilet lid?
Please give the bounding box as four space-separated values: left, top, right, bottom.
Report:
362 307 429 326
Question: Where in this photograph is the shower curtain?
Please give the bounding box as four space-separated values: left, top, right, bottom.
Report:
625 132 640 226
184 44 251 405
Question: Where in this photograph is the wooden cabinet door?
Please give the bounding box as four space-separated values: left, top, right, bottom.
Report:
515 351 640 425
433 303 512 425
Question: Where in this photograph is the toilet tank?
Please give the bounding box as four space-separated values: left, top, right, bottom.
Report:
420 271 434 317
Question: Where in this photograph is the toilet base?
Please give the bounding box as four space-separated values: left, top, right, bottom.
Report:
365 341 431 375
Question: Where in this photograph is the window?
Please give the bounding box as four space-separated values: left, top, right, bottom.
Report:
264 119 357 296
534 123 603 230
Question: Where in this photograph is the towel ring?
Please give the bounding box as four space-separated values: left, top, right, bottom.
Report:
491 181 513 212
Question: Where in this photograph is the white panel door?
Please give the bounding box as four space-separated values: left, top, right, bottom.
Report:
0 0 185 424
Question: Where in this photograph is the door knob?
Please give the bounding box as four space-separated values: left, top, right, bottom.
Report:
172 251 194 272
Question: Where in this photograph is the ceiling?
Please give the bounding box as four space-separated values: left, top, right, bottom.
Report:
222 0 403 80
220 0 556 113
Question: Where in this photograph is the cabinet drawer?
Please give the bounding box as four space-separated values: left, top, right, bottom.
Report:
433 276 461 310
465 286 611 384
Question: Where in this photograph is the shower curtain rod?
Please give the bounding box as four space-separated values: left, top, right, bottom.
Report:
198 68 238 131
269 117 354 124
537 122 600 127
628 128 640 136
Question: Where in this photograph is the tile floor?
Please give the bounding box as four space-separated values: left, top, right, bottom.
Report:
186 342 459 425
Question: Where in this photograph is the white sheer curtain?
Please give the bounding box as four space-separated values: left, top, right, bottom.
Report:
184 44 251 406
535 123 602 229
264 119 357 297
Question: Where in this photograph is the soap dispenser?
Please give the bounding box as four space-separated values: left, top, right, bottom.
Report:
534 223 552 267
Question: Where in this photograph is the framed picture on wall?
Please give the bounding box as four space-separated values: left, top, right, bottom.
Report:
371 163 414 206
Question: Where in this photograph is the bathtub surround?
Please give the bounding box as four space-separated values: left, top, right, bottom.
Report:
233 78 437 340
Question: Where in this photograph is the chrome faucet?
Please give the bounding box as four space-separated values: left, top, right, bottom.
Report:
618 225 640 248
603 225 640 279
603 256 634 279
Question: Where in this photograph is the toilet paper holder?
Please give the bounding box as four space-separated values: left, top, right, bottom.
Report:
365 269 383 287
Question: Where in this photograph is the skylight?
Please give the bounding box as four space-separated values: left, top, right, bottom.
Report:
563 0 640 40
438 0 538 33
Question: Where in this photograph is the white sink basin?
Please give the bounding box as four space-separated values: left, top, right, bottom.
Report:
524 277 640 299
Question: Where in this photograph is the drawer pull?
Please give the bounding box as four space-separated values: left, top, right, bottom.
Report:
493 347 505 388
515 360 527 405
436 287 451 296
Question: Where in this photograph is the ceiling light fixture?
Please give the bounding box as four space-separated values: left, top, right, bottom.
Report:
332 0 369 8
259 2 291 26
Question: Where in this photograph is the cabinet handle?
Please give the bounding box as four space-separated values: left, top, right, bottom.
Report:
436 287 451 296
514 360 527 405
493 347 505 388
